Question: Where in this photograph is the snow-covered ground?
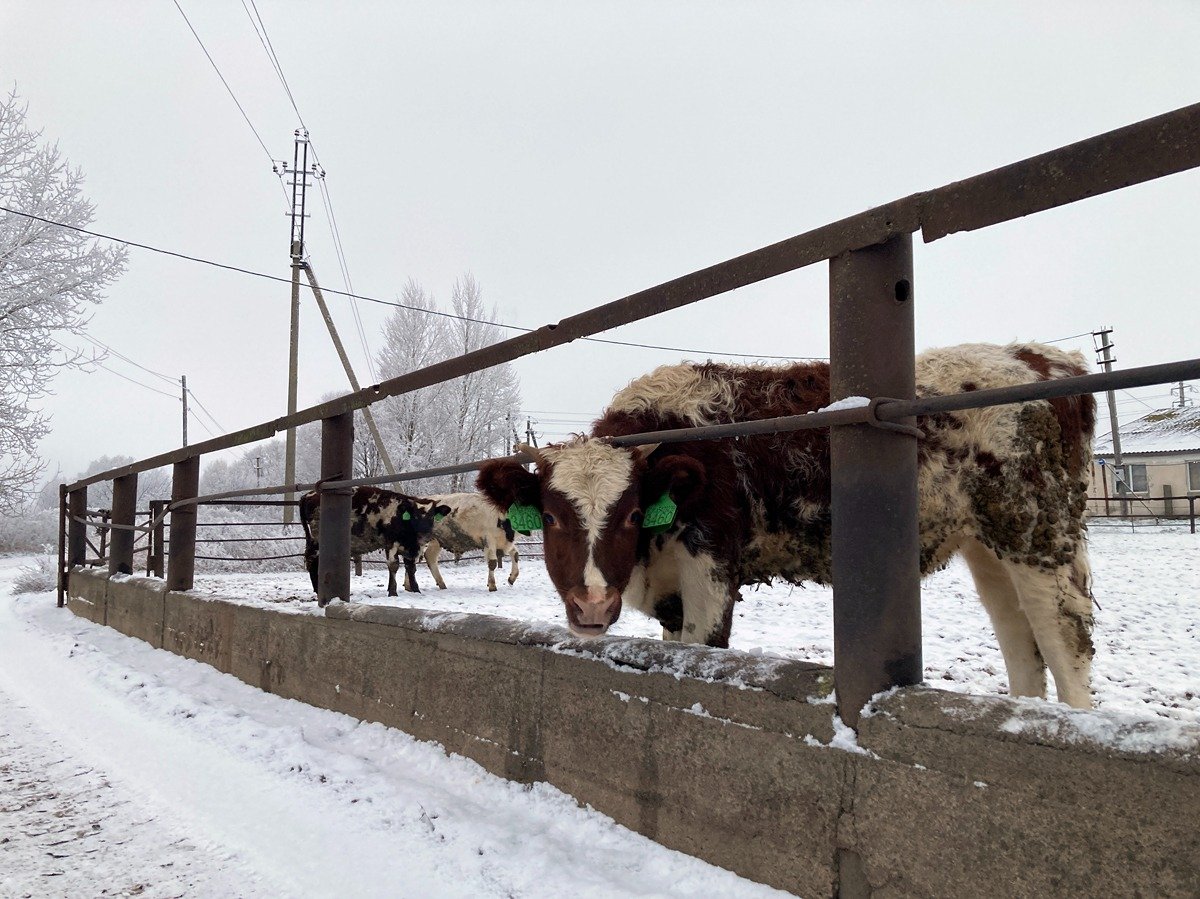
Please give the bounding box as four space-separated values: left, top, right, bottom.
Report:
191 528 1200 726
0 557 785 898
2 528 1196 895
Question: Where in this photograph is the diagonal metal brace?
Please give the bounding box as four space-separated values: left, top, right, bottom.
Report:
866 397 923 438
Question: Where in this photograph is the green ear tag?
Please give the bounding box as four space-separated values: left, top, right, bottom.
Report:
642 493 677 534
507 502 543 536
402 511 412 521
435 513 445 521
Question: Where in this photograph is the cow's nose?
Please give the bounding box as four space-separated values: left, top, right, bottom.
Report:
567 586 621 630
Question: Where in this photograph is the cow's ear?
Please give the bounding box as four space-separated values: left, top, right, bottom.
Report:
643 454 707 514
477 460 541 510
434 503 452 518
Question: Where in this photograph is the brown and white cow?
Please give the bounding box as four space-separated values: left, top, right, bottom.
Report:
423 492 520 592
299 486 450 600
478 343 1097 708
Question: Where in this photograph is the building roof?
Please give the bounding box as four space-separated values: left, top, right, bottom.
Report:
1095 405 1200 455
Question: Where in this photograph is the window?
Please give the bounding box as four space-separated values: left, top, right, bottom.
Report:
1115 463 1148 494
1189 460 1200 493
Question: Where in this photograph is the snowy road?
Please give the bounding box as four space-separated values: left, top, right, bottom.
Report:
0 558 784 898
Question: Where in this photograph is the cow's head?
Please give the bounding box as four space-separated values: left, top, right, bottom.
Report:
407 497 453 545
477 438 707 638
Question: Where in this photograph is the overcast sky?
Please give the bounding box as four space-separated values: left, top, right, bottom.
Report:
2 2 1198 480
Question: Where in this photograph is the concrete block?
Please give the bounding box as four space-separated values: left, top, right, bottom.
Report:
105 575 167 648
66 567 108 624
854 688 1200 897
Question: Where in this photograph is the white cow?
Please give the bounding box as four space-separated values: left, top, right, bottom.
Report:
424 492 521 592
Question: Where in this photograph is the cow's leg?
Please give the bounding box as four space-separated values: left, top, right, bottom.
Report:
424 540 447 589
678 552 735 648
483 537 498 591
305 545 319 594
652 593 683 641
961 540 1046 699
403 552 420 593
353 554 363 577
385 546 399 596
1001 549 1094 709
507 547 519 585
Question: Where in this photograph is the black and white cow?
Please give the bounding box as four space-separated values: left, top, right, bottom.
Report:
299 486 450 600
478 343 1097 708
423 492 520 592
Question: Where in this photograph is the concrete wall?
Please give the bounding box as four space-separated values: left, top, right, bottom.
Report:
67 568 1200 898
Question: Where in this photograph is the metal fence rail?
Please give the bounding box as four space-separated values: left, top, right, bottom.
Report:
60 101 1200 727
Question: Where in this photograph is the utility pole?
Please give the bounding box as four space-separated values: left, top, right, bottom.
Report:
1093 327 1126 515
276 131 397 515
181 375 188 447
525 417 538 449
277 131 313 524
254 456 263 488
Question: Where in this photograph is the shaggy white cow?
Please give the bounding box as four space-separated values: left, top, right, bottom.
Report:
423 492 520 592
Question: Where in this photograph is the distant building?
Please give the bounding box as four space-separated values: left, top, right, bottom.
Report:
1091 404 1200 516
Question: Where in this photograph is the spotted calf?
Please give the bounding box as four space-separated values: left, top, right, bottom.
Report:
478 343 1097 708
299 486 450 602
423 492 520 592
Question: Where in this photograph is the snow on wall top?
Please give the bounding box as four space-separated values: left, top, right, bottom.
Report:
1095 405 1200 455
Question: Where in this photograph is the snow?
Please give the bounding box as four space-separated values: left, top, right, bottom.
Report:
189 528 1200 728
817 396 870 413
3 527 1196 892
1095 405 1200 455
0 557 785 898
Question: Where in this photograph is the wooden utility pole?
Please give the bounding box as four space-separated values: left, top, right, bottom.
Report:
181 374 188 447
279 131 312 524
1093 327 1126 515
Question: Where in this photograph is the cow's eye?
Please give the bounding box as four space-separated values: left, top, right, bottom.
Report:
542 512 558 527
628 510 643 526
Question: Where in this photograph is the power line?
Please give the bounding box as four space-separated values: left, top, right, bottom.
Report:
1041 331 1094 344
51 338 180 400
1 204 828 362
187 389 226 433
238 2 382 382
171 0 274 163
244 0 306 130
79 334 178 386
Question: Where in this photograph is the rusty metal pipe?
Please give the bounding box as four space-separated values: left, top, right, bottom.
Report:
317 411 354 607
829 234 921 729
167 457 200 591
108 474 138 576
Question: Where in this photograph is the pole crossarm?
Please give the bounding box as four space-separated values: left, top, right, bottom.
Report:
61 102 1200 493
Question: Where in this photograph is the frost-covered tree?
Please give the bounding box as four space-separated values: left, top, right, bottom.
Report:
372 275 520 492
0 91 127 513
439 274 521 490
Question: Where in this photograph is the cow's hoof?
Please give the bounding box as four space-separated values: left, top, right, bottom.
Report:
488 584 498 592
508 577 517 585
436 583 447 590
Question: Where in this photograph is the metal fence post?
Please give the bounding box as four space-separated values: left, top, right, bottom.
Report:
108 474 138 576
318 411 354 607
167 457 200 591
67 487 88 571
829 233 921 728
57 485 68 607
148 499 166 577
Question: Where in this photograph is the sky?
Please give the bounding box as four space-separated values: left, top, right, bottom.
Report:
2 1 1198 481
